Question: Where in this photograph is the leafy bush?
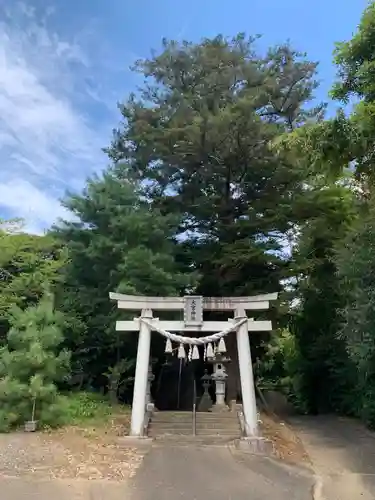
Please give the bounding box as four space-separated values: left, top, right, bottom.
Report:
0 294 70 432
256 329 309 413
336 196 375 426
61 391 123 425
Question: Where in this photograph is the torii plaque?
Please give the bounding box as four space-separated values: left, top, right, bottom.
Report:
184 295 203 327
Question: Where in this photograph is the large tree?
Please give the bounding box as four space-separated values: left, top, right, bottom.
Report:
107 35 325 291
53 171 196 390
330 2 375 426
277 2 375 185
336 194 375 426
272 1 375 420
291 184 357 414
105 34 326 398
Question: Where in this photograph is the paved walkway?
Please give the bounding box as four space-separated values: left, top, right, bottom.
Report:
290 415 375 500
0 478 127 500
126 444 314 500
4 415 375 499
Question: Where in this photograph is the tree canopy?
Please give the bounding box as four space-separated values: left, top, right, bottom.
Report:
106 35 324 299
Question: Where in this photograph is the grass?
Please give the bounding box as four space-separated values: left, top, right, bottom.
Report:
61 391 130 428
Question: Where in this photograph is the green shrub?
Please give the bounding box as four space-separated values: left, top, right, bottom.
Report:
0 295 70 432
61 391 129 426
256 328 309 413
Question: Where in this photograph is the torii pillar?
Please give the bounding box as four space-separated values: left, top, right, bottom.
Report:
130 309 152 436
235 308 258 436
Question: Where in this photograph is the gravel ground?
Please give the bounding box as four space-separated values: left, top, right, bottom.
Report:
0 412 307 481
0 425 145 480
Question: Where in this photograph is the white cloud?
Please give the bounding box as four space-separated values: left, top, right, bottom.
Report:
0 3 110 233
0 179 70 235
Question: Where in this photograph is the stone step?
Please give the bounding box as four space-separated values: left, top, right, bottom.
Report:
197 414 238 419
152 412 191 417
149 427 240 435
150 429 240 436
151 413 193 422
151 416 238 424
197 431 240 437
197 418 239 424
149 432 240 440
149 422 240 429
149 429 192 436
150 424 240 432
148 411 241 439
198 424 240 430
153 411 237 416
152 413 238 421
152 435 238 445
151 422 239 429
150 420 193 426
149 424 193 429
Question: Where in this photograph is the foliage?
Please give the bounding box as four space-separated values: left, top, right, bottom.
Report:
52 172 197 389
105 34 329 399
104 358 135 404
280 1 375 424
0 294 70 432
290 184 358 415
335 194 375 426
272 3 375 184
106 34 325 299
264 2 375 422
60 391 129 426
0 221 66 342
256 329 307 410
330 2 375 182
332 1 375 103
6 10 375 430
272 111 357 182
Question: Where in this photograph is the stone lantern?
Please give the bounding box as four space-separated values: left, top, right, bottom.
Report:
209 353 231 412
198 369 213 412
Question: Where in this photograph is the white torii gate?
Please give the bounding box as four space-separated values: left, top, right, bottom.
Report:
110 292 278 438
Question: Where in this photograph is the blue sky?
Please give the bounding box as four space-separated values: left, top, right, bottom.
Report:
0 0 369 233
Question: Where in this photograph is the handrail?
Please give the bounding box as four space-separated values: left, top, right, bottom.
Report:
192 379 197 436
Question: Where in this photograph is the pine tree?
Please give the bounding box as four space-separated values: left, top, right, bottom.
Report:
0 294 70 431
106 36 325 298
53 171 196 389
105 34 326 399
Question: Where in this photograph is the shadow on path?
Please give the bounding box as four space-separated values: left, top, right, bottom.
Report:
289 415 375 500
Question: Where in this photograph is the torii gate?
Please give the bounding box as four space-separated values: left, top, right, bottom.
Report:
110 292 278 438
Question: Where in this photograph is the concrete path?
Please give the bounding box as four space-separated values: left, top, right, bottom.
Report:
0 478 127 500
0 444 313 500
126 443 314 500
290 415 375 500
8 414 375 499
